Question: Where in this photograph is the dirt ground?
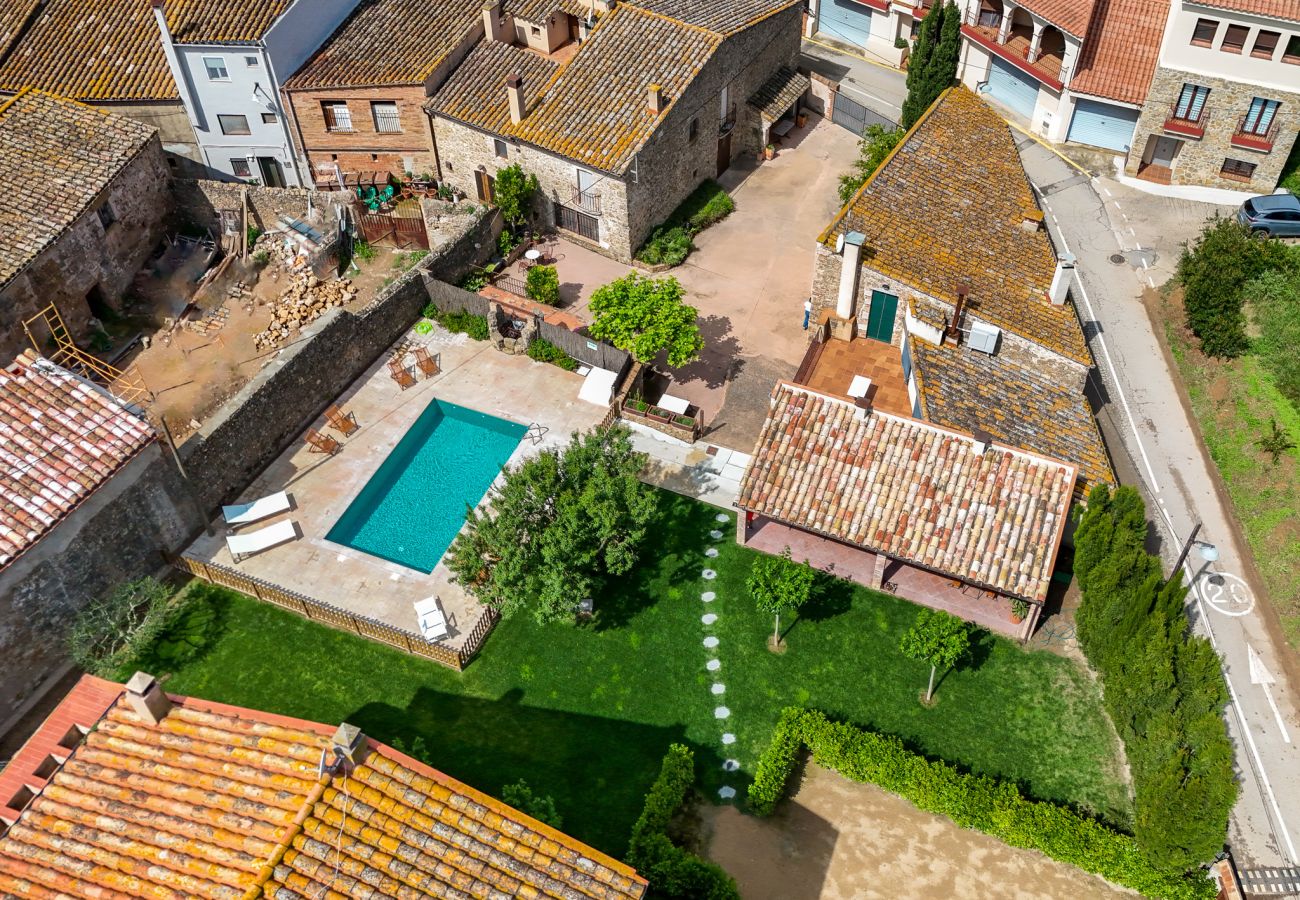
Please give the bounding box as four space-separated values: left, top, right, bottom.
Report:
704 764 1136 900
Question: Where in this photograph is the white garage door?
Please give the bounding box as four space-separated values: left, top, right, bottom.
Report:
987 57 1039 119
1067 98 1140 152
821 0 873 48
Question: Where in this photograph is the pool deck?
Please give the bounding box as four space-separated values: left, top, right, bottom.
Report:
182 325 606 649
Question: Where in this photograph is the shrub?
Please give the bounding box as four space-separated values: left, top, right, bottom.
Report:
494 164 539 228
527 338 577 370
67 578 175 679
526 264 561 305
749 709 1215 900
636 225 693 267
628 744 739 900
353 239 378 263
498 228 519 257
501 779 563 829
1245 269 1300 407
633 180 733 266
421 302 489 341
838 124 904 205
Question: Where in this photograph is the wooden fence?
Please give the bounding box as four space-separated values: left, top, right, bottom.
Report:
173 555 498 671
422 277 492 317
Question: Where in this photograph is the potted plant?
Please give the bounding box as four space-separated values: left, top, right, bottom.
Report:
764 143 776 160
1010 599 1030 624
797 111 808 128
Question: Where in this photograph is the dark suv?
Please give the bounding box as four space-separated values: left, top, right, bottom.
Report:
1237 193 1300 238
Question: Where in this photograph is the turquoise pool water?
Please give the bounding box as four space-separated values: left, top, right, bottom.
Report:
326 400 525 573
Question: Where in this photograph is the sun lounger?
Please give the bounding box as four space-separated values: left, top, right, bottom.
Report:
389 357 416 390
305 428 341 454
414 597 449 641
325 404 359 436
227 519 298 562
414 347 440 378
222 490 291 527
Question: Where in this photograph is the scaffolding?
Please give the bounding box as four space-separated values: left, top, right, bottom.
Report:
22 303 150 408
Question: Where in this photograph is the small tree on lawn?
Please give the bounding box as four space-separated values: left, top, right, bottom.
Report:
899 608 971 704
493 164 539 232
588 273 703 368
747 547 816 649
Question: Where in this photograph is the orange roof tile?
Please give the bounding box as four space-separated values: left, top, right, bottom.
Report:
626 0 801 34
1193 0 1300 22
0 677 648 900
1069 0 1171 105
0 1 39 62
738 382 1076 603
1017 0 1096 36
428 39 562 135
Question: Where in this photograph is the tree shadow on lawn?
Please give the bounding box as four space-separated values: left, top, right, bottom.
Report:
346 686 725 857
930 627 997 698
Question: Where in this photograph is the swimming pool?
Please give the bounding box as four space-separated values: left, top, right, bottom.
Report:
326 399 525 573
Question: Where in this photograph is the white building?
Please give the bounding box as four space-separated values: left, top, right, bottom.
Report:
806 0 928 67
149 0 361 186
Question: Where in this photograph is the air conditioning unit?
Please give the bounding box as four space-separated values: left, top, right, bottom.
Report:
967 322 1001 354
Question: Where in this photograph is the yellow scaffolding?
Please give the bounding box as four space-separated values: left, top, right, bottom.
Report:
22 303 151 408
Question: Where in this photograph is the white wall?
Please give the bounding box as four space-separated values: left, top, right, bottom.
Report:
1161 2 1300 95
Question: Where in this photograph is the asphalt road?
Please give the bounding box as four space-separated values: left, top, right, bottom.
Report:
802 38 1300 872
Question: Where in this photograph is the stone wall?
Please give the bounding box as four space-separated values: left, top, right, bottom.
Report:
0 136 172 365
94 99 204 175
171 179 344 237
1125 65 1300 190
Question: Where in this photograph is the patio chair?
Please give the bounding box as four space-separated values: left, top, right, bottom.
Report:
222 490 292 527
413 347 440 378
227 519 298 562
325 404 359 436
304 428 341 454
414 597 450 642
388 357 416 390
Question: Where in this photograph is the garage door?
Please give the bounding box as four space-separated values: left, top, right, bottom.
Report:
987 57 1039 119
1067 98 1140 152
821 0 873 48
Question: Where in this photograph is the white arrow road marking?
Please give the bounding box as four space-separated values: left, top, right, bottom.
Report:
1249 645 1292 744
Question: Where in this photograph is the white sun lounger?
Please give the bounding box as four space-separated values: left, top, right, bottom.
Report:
414 597 450 642
227 519 298 562
222 490 292 526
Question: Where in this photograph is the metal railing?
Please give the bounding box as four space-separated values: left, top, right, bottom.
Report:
1164 100 1209 138
1231 113 1279 150
571 186 601 215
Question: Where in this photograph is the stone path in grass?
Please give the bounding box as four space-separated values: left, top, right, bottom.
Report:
702 511 741 800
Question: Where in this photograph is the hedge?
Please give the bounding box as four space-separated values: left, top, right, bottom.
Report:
627 744 738 900
749 708 1215 900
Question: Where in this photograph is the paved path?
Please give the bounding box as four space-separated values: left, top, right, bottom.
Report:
629 423 749 510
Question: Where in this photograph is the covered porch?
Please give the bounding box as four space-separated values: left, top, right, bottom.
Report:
962 1 1067 88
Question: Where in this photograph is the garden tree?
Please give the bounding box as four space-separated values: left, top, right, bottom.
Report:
447 426 658 624
898 608 971 703
493 164 539 231
747 547 817 647
525 263 560 305
588 273 704 368
837 124 903 204
67 577 173 678
501 780 563 829
900 1 961 128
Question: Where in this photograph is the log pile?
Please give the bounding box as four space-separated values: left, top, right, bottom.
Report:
252 273 356 350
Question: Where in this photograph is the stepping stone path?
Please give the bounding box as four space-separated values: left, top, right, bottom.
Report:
701 513 742 802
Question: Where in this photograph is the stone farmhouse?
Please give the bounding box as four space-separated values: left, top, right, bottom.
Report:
428 0 806 262
0 90 170 364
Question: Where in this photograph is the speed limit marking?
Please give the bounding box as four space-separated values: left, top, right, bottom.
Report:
1198 571 1256 617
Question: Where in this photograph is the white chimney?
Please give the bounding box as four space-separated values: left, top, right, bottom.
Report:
482 0 508 43
648 83 664 114
124 672 171 726
506 74 524 124
836 231 865 320
331 723 368 765
1049 253 1076 305
1020 208 1045 232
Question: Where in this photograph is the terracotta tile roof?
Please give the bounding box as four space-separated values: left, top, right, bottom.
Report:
0 676 649 899
1069 0 1170 105
1193 0 1300 22
0 1 39 62
0 0 290 101
821 87 1091 366
428 39 562 135
1016 0 1096 37
0 352 155 570
0 89 157 291
285 0 483 90
738 382 1076 603
626 0 801 34
506 0 568 22
748 65 810 122
909 335 1116 494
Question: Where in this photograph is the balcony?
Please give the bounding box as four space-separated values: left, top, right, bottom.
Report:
1231 115 1278 152
960 5 1065 91
1163 102 1208 139
571 186 602 216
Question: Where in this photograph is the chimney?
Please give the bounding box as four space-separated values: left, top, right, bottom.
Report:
648 83 664 115
506 74 525 124
331 723 368 765
1020 208 1044 233
947 283 969 341
124 672 171 726
482 0 508 43
1049 252 1076 305
971 428 994 455
836 231 865 320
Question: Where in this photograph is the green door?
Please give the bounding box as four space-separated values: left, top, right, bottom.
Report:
865 291 898 343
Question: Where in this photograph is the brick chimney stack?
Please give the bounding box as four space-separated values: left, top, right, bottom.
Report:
506 74 525 124
947 283 969 341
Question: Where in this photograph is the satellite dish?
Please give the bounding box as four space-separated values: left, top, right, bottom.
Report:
835 233 845 254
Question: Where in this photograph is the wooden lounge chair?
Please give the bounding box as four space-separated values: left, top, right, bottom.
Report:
388 358 416 390
414 347 440 378
325 404 359 436
304 428 341 454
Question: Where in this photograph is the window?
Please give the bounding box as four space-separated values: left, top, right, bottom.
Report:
1190 17 1218 47
245 55 259 67
1174 83 1210 121
218 114 250 135
371 101 401 133
1221 24 1249 53
231 158 252 177
493 137 508 159
688 117 699 143
321 101 352 131
203 56 228 79
261 112 277 124
1220 158 1257 181
1242 97 1281 135
96 202 116 229
1251 29 1280 58
1284 34 1300 64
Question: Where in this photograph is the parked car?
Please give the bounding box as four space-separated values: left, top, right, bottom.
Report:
1236 192 1300 237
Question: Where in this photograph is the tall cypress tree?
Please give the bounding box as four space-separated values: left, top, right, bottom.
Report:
901 2 963 128
901 1 942 128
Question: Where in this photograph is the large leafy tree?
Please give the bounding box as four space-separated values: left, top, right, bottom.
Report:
747 547 817 647
898 607 971 703
901 1 961 128
67 577 173 678
588 273 703 368
493 164 539 230
446 426 657 624
837 124 903 204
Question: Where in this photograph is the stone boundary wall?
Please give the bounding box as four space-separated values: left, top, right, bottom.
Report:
171 179 343 236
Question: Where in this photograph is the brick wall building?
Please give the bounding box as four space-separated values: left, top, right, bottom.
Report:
0 90 171 364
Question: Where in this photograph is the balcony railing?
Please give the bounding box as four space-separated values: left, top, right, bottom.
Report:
1163 102 1209 139
571 186 602 215
960 5 1065 90
1231 115 1278 152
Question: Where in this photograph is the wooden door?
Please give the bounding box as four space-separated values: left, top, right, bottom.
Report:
474 169 495 203
716 133 731 177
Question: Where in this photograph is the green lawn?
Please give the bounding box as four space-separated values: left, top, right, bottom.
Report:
161 491 1130 858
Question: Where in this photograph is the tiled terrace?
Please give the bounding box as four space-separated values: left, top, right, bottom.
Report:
182 325 606 650
798 332 912 417
743 517 1035 640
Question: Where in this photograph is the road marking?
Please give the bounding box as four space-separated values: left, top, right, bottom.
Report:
1113 201 1122 210
1200 571 1256 617
1250 646 1293 744
1223 659 1299 861
1147 276 1156 288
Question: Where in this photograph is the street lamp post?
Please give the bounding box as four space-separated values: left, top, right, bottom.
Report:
1173 522 1219 576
